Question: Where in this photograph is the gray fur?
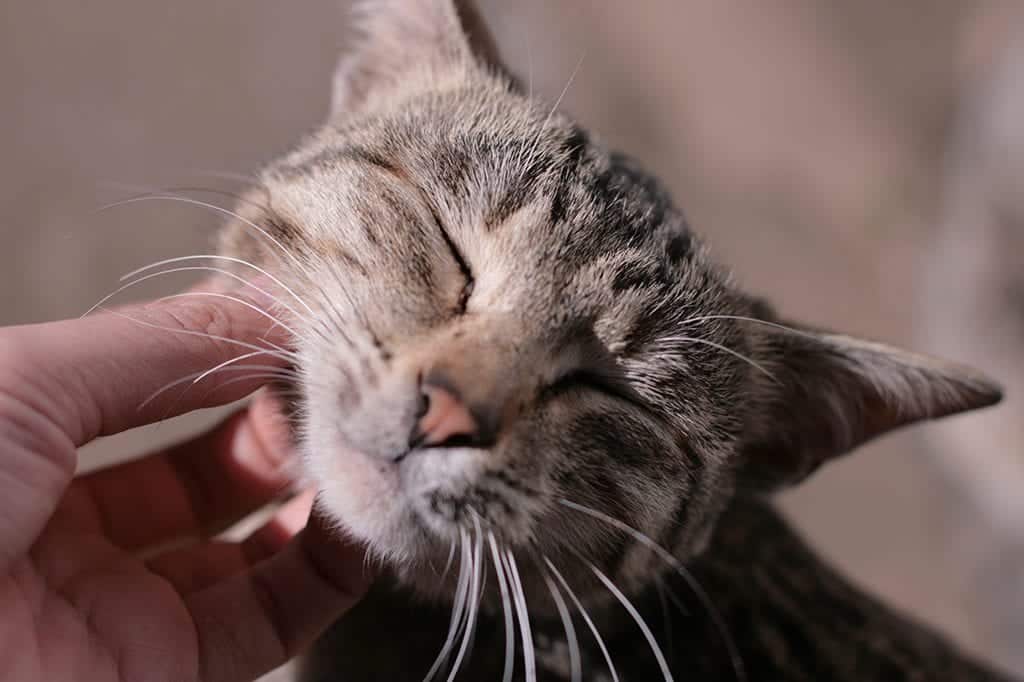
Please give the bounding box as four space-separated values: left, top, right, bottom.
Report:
214 0 1006 678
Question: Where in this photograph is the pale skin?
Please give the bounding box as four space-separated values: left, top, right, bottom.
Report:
0 291 372 682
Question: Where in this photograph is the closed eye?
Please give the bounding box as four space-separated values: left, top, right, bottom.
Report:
426 204 474 314
542 368 642 406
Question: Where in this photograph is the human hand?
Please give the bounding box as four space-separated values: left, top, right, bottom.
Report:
0 292 371 682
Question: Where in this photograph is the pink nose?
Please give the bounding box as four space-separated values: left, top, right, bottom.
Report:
415 384 479 447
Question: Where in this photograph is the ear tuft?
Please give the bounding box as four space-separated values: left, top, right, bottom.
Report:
330 0 514 119
739 314 1002 489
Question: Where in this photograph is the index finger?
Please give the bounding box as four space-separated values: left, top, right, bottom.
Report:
0 285 293 448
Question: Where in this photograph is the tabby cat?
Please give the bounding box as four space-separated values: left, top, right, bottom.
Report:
211 1 1013 679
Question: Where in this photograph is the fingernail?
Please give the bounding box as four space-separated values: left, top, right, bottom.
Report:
276 490 316 534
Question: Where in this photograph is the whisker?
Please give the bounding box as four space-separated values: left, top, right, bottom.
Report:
468 519 489 658
441 540 458 582
189 349 288 386
97 307 301 387
424 530 472 682
98 190 375 363
590 562 673 682
488 532 516 682
138 359 297 411
503 549 537 682
191 373 310 406
159 371 300 422
102 192 370 355
526 52 587 181
157 291 302 341
101 182 269 212
544 557 620 682
656 335 778 383
83 263 319 342
188 168 264 187
559 499 746 682
448 523 484 682
100 307 299 361
677 314 813 338
543 52 587 129
528 36 534 100
540 560 582 682
119 253 316 320
97 194 314 284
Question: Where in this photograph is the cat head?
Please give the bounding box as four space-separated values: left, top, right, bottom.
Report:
219 0 1000 600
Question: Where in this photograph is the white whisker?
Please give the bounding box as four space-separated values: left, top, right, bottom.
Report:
504 549 537 682
100 308 298 362
448 523 484 682
138 360 297 411
158 291 302 341
83 263 319 341
441 540 458 582
190 349 284 385
120 253 316 320
590 562 672 682
543 53 587 129
677 314 812 338
424 530 472 682
527 32 534 100
657 335 778 383
541 561 582 682
544 557 619 682
98 194 314 283
559 499 745 682
188 168 263 187
488 532 516 682
191 373 309 404
100 182 266 212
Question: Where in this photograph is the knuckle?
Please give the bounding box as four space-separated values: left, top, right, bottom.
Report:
150 298 240 356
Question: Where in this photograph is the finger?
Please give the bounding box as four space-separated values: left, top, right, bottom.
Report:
186 508 373 682
0 281 291 449
53 392 298 550
148 491 315 594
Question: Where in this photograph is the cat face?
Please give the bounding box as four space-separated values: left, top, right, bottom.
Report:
218 0 1000 601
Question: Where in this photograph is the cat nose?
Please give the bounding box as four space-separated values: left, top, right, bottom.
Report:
410 380 491 449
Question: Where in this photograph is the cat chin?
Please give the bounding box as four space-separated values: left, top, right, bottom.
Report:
307 423 544 550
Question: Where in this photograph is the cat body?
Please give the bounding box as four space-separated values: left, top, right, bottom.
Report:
212 1 1010 679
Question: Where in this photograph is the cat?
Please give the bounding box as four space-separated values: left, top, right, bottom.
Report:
208 0 1012 679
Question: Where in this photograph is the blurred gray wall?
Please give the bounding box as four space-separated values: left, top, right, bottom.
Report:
0 0 1014 674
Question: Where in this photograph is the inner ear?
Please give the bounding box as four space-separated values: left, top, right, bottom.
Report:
452 0 513 79
738 307 1002 490
331 0 517 120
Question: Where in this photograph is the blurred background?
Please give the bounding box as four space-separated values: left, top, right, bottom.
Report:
2 0 1023 677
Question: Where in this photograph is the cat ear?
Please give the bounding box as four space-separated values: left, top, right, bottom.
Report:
330 0 515 119
738 309 1002 489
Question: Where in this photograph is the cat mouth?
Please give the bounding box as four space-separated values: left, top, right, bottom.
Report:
400 449 520 531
